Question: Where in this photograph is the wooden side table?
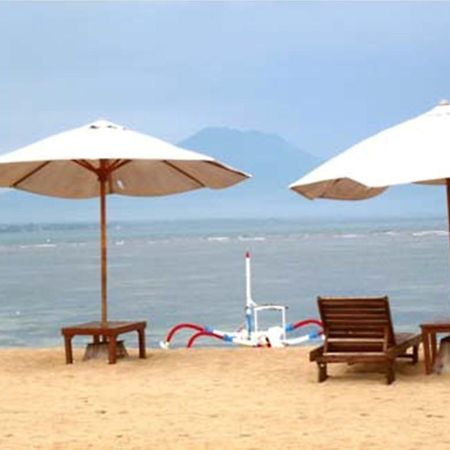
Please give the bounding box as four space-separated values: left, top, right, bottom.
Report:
420 320 450 374
61 321 147 364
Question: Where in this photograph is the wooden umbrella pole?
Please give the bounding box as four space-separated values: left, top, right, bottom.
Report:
99 162 108 327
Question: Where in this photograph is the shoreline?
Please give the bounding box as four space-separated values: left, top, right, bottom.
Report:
1 346 449 449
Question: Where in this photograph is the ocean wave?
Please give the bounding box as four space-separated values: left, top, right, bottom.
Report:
412 230 448 237
380 231 399 236
333 233 360 239
19 243 57 249
207 237 230 242
238 236 266 241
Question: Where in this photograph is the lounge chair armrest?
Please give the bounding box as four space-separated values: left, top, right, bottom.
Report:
386 333 422 359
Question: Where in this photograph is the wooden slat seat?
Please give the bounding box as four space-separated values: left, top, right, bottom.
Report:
310 296 421 384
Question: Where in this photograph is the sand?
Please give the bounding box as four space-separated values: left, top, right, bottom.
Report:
1 346 450 449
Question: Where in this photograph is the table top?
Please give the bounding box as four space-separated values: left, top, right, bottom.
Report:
61 321 146 333
420 319 450 329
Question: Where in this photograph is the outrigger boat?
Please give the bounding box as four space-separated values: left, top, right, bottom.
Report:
160 252 323 348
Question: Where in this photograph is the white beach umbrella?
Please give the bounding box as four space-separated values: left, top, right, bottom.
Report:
290 100 450 200
289 99 450 263
0 119 250 325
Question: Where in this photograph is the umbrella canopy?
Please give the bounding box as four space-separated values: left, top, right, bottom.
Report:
290 100 450 200
0 119 250 325
0 119 248 198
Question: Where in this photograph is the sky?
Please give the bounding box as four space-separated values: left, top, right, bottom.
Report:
2 2 450 155
1 1 450 222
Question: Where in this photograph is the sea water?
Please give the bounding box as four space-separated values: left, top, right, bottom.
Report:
0 217 449 348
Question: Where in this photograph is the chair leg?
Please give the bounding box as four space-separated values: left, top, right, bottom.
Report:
318 362 328 382
412 345 419 364
385 361 395 385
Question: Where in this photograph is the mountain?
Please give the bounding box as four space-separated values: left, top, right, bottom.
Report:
177 127 321 217
180 127 318 183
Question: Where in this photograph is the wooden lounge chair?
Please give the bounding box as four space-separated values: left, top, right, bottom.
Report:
309 296 421 384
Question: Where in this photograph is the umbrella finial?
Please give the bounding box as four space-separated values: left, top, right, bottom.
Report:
89 119 125 130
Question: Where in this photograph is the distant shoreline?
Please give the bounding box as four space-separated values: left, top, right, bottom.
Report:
0 214 446 230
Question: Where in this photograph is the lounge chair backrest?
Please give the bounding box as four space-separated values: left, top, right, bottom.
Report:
318 296 396 353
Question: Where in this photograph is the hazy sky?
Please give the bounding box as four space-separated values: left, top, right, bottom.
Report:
2 1 450 158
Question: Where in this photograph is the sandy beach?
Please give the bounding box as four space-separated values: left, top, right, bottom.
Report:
1 346 450 449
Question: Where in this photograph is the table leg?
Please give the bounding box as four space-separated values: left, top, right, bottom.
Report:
108 335 117 364
423 330 432 375
138 328 146 359
64 334 73 364
431 332 438 368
